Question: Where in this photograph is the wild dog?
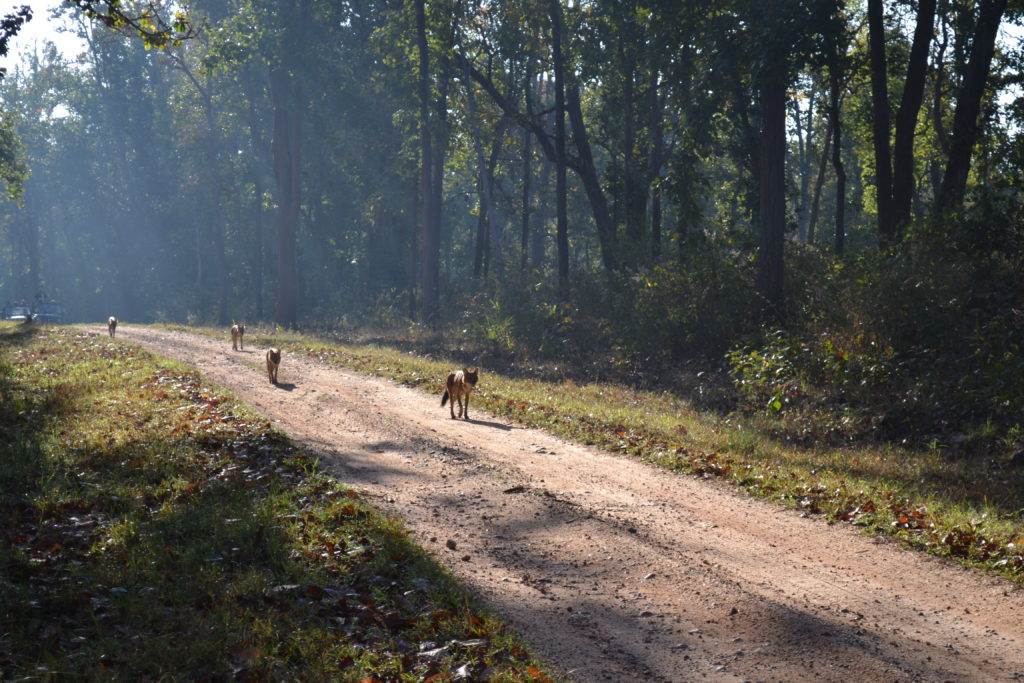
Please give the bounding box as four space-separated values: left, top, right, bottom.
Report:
441 368 479 420
266 348 281 384
107 317 117 338
231 324 245 351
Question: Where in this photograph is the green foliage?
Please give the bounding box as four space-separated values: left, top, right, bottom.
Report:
728 215 1024 448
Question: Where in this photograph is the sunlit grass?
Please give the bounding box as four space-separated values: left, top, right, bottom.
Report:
0 324 557 681
171 322 1024 581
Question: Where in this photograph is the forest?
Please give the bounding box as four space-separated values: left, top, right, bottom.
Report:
0 0 1023 452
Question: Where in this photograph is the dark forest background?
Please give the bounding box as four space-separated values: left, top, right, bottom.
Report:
1 0 1023 449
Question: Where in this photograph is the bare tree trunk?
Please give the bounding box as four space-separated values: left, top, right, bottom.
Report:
415 0 437 323
520 125 532 273
867 0 895 243
757 63 786 316
270 66 301 329
793 91 814 242
533 76 553 270
936 0 1007 212
892 0 937 233
548 0 569 295
806 124 832 246
828 66 846 255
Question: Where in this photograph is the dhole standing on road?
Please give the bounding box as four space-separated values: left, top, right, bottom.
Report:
441 368 479 420
107 317 117 338
231 324 245 351
266 348 281 384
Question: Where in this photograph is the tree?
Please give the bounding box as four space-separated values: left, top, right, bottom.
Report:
866 0 896 243
892 0 937 232
936 0 1009 212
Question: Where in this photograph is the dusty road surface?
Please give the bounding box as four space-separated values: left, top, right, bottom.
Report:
88 325 1024 682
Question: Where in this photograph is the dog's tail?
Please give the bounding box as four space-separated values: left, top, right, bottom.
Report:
441 390 449 407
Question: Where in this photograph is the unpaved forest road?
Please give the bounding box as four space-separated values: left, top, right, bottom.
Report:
90 325 1024 682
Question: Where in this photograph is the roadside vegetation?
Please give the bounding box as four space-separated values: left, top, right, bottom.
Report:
0 324 556 681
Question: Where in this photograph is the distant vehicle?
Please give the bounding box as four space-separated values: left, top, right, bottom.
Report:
2 304 32 322
33 301 64 323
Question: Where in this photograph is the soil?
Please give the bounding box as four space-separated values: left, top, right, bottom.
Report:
93 325 1024 682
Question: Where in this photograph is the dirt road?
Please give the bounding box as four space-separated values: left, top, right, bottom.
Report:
93 325 1024 682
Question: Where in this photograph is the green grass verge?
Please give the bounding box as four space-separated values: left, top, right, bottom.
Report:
175 323 1024 583
0 323 557 681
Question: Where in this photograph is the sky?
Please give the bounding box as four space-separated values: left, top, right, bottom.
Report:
0 1 86 73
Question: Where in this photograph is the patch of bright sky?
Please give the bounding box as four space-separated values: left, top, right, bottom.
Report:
0 1 87 73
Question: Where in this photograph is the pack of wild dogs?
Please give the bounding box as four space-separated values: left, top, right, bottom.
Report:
227 324 282 385
105 318 477 416
225 324 479 418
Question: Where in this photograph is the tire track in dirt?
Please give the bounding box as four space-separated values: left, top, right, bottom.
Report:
94 325 1024 682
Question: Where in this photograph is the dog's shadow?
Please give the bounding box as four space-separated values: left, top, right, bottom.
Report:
272 382 296 391
465 418 513 431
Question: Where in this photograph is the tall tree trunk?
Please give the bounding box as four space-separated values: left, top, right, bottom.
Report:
622 46 645 249
936 0 1008 212
533 76 554 270
204 97 227 325
829 66 846 255
520 124 532 273
867 0 895 243
244 76 268 322
548 0 569 295
463 57 495 282
430 53 450 299
794 92 814 243
892 0 937 232
806 124 832 245
757 63 787 316
648 70 664 258
270 66 301 329
566 78 619 272
487 134 505 278
415 0 438 323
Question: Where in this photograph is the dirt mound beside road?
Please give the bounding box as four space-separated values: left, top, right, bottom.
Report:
98 325 1024 682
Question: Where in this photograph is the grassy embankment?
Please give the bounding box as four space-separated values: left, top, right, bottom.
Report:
180 323 1024 582
0 323 556 681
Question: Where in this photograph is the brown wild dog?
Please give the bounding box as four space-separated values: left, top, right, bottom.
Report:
441 368 479 420
107 317 117 338
266 348 281 384
231 324 245 351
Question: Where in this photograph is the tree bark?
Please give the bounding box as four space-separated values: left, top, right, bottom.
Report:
892 0 937 233
520 124 532 273
806 123 832 246
269 65 301 329
548 0 569 294
867 0 895 243
936 0 1008 212
757 63 786 316
565 77 619 272
415 0 438 323
828 66 846 255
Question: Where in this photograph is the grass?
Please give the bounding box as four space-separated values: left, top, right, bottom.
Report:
0 323 557 681
176 323 1024 582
